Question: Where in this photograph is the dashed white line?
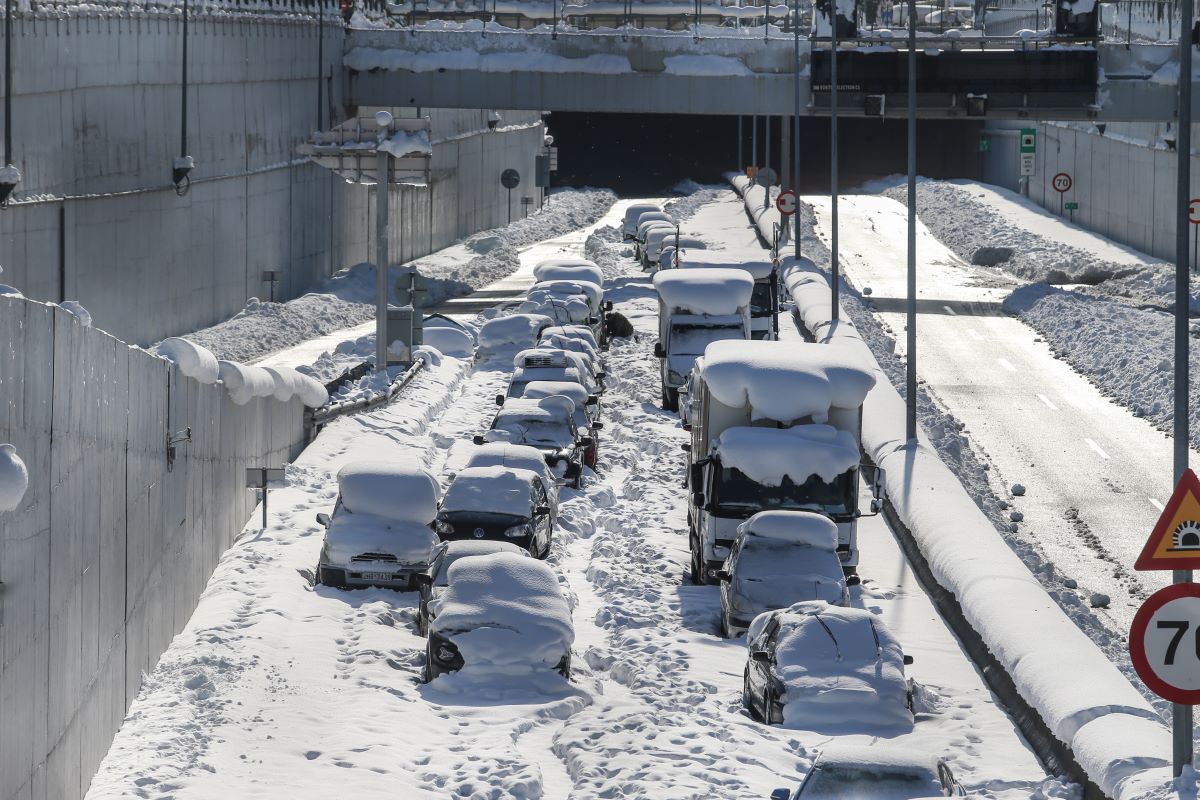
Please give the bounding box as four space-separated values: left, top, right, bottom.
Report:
943 305 958 316
1037 394 1059 411
997 358 1017 372
1084 438 1111 460
1150 497 1166 511
967 329 983 340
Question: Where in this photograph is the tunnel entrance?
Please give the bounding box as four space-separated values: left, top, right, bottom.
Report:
548 112 985 196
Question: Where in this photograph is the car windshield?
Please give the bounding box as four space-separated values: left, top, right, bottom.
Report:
670 324 744 356
495 419 574 447
713 466 855 516
799 766 941 799
750 282 773 316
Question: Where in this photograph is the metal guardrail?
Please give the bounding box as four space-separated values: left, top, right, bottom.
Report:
305 357 428 437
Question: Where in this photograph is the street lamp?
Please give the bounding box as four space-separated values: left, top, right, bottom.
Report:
792 0 801 259
905 0 917 441
375 110 394 374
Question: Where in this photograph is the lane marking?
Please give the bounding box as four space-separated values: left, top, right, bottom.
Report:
1037 394 1059 411
943 305 958 316
967 329 983 340
1150 497 1166 512
1084 438 1111 460
997 357 1017 372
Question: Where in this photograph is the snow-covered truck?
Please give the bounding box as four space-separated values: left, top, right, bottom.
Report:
683 339 879 583
678 253 779 340
652 268 754 411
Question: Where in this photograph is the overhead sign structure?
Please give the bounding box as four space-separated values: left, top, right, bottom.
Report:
776 190 798 217
1136 469 1200 570
1052 172 1073 193
1130 583 1200 705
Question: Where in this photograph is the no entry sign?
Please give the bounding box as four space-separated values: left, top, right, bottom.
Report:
1189 198 1200 225
1130 583 1200 704
776 190 798 217
1052 172 1073 193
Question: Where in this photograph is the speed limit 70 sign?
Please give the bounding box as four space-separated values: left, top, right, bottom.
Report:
1130 583 1200 704
1052 172 1073 194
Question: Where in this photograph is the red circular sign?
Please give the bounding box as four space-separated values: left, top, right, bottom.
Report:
1189 198 1200 225
1052 172 1072 193
1130 583 1200 704
776 190 798 216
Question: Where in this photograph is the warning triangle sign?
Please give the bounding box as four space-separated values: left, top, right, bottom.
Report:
1135 469 1200 570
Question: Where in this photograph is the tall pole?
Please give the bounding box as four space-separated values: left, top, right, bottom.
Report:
376 151 390 373
4 0 12 167
793 0 802 259
181 0 189 160
738 115 744 170
1172 0 1194 778
905 0 917 441
830 2 839 322
765 115 772 211
752 114 758 169
317 0 325 131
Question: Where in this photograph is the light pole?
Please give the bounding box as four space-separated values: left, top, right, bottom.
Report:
905 0 917 441
830 0 839 322
375 111 393 374
792 0 802 259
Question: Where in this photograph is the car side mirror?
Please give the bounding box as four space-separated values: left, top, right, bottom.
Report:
495 394 505 406
770 790 791 800
535 505 551 516
595 371 607 381
680 442 691 453
846 574 862 587
580 436 594 448
472 434 485 445
591 421 604 430
586 395 599 406
903 654 914 666
315 512 330 527
604 300 613 311
715 569 732 582
751 650 772 664
654 343 665 358
689 463 704 489
414 573 433 587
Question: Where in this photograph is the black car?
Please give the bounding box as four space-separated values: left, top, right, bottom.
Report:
770 745 966 798
434 465 554 557
474 396 591 488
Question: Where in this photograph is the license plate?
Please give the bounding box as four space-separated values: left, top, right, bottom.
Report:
361 571 394 581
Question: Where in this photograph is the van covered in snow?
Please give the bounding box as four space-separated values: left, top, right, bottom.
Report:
652 268 754 411
684 340 879 583
678 252 778 340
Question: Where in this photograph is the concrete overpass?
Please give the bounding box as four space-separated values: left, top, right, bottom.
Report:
345 27 1183 121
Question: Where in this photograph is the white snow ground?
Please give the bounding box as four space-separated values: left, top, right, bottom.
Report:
86 195 1057 799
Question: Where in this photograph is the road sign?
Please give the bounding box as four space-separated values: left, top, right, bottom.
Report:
1136 469 1200 570
1020 153 1035 177
754 167 777 188
500 169 521 189
776 190 798 216
1130 583 1200 704
1064 201 1079 211
1052 172 1073 193
1190 198 1200 225
978 137 990 153
547 147 559 171
1020 128 1037 153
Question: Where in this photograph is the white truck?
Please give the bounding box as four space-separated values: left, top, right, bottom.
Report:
683 339 880 584
677 252 778 340
652 268 754 412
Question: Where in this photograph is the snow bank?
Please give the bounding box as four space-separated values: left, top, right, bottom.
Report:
441 465 539 516
532 260 604 288
479 313 553 351
738 510 839 549
714 425 860 485
700 340 875 422
157 337 220 384
217 360 277 405
653 268 754 315
336 460 440 523
422 326 476 359
431 553 573 671
59 300 92 327
0 443 28 512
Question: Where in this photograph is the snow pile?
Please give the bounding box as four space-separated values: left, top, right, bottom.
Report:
653 268 754 315
431 553 573 672
0 443 28 512
441 465 538 516
156 337 220 384
714 425 860 485
754 602 913 732
738 510 840 549
700 340 875 422
216 360 276 405
345 46 633 75
59 300 92 327
422 326 476 358
479 313 553 351
337 460 440 523
532 259 604 287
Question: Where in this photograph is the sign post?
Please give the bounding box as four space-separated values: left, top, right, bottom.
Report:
246 467 286 530
776 189 798 217
1189 198 1200 274
1019 127 1036 179
501 168 521 225
1052 171 1072 216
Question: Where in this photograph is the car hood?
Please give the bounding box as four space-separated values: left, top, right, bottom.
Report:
322 514 439 566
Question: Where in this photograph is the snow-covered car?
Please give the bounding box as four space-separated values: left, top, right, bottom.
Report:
315 460 441 590
634 212 673 244
435 466 555 558
771 744 966 798
716 511 851 638
532 259 604 288
526 279 611 343
650 236 707 272
518 380 602 468
540 331 604 368
636 219 675 260
518 289 591 326
476 396 591 487
451 441 560 517
622 202 662 240
540 324 601 353
743 601 914 730
526 343 603 382
507 348 604 397
642 226 682 269
478 313 554 352
416 539 530 635
425 552 574 681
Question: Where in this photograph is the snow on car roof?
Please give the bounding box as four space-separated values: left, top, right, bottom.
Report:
700 340 876 422
519 293 591 324
714 426 861 486
431 552 574 670
336 460 440 524
530 279 603 308
496 395 576 421
653 268 754 316
532 262 604 288
514 347 571 369
441 465 541 516
541 325 598 348
522 380 589 403
736 510 840 549
809 742 941 776
678 252 775 279
461 443 554 484
479 313 553 350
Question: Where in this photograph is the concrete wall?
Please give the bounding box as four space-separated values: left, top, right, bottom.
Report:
0 294 308 800
0 9 544 347
983 120 1196 263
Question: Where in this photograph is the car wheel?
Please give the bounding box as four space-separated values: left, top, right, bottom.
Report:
690 535 707 586
743 668 756 717
720 614 732 639
663 387 679 412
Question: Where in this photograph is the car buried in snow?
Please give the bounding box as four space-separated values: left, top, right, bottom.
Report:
515 380 602 468
314 460 441 591
769 744 967 798
425 552 574 681
744 601 914 730
476 395 591 488
716 511 852 638
415 539 531 635
531 258 604 289
622 202 662 240
449 441 561 518
540 323 602 354
434 465 556 558
506 348 605 398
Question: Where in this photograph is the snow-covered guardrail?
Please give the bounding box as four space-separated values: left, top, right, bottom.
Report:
727 179 1175 798
306 356 429 433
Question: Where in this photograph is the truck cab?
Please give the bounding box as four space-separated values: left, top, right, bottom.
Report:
679 254 779 340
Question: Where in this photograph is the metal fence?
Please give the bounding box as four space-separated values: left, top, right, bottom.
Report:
0 296 307 800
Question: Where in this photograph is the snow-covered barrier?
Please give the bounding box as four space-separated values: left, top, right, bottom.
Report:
779 261 1174 799
730 173 787 248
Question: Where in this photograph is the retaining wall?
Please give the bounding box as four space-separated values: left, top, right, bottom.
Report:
0 295 308 800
